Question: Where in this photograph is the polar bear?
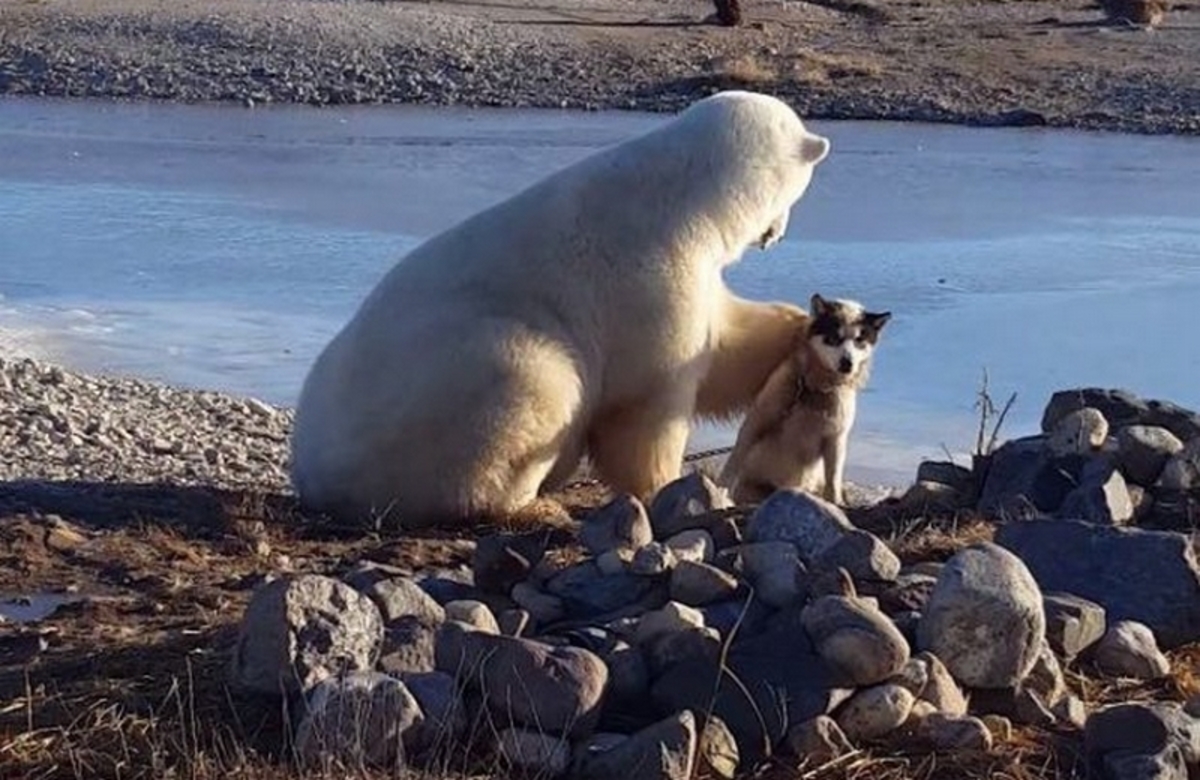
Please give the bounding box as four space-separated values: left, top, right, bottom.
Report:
291 90 831 528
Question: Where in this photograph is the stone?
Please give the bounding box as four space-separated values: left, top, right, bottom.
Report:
698 716 740 779
651 619 852 762
1085 703 1172 760
358 576 446 626
664 529 715 564
744 489 853 562
670 561 741 606
435 631 607 737
917 460 976 495
631 543 678 576
378 615 438 675
648 471 733 539
596 548 633 575
917 543 1046 688
603 641 651 705
414 568 475 605
812 528 901 583
801 595 911 686
1149 703 1200 764
1116 425 1183 487
645 626 722 676
496 729 571 776
1102 746 1188 780
444 600 500 634
718 542 805 609
897 480 973 515
511 582 566 625
786 715 855 765
397 670 466 754
231 575 383 695
545 561 655 618
835 683 915 742
1093 621 1171 680
498 608 531 638
1047 407 1109 456
576 710 698 780
1057 458 1134 525
1043 388 1200 443
917 713 993 751
977 436 1077 517
1052 694 1088 729
995 519 1200 648
295 671 423 769
580 494 654 554
1158 438 1200 491
891 656 929 697
700 597 773 638
635 601 706 646
1043 592 1107 663
1024 641 1066 706
474 533 546 595
915 652 967 717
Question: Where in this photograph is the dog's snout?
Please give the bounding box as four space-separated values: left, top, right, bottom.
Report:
838 357 854 374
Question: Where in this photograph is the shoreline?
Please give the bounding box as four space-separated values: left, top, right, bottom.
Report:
2 0 1200 136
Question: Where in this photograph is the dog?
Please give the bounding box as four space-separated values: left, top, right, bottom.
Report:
718 293 891 506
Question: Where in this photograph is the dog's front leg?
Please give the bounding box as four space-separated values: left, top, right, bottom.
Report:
821 432 849 505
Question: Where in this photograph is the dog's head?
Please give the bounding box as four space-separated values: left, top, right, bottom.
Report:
807 294 891 385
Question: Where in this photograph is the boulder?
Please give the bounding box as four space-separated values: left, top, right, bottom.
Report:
801 595 910 687
669 561 741 606
474 532 546 595
917 543 1046 688
648 472 733 539
496 729 571 776
545 561 656 619
1043 592 1107 663
1092 621 1171 680
231 575 383 695
835 683 914 742
1047 407 1109 456
1057 458 1134 526
812 529 901 583
787 715 855 764
580 494 654 554
744 489 853 563
1116 425 1183 487
575 710 698 780
378 615 438 675
295 671 423 769
995 519 1200 648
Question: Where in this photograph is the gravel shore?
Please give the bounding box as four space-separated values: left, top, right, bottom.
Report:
2 0 1199 134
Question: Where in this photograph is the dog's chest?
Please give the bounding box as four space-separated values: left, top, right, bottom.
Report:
793 383 856 434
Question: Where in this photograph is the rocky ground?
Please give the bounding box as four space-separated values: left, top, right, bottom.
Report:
2 0 1200 134
2 356 1200 780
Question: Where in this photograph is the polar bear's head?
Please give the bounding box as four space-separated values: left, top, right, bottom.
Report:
673 91 830 258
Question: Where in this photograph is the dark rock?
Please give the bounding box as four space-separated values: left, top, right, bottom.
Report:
576 710 698 780
473 532 547 595
1116 425 1183 487
648 472 733 539
1057 458 1133 526
1044 389 1200 444
545 561 655 619
812 528 901 583
977 436 1083 517
670 560 741 606
995 519 1200 648
580 494 654 554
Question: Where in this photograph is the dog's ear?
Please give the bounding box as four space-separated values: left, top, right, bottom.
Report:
810 294 830 316
863 311 892 334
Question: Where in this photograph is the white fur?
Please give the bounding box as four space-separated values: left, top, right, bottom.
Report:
290 91 831 526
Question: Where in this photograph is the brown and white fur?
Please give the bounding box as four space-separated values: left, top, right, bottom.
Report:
718 294 891 506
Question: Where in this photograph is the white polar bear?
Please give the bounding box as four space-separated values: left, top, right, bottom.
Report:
291 90 831 527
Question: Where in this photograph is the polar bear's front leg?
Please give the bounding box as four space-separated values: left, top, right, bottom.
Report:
587 397 692 502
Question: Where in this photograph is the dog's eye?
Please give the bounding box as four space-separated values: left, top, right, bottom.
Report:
823 334 840 346
855 336 869 347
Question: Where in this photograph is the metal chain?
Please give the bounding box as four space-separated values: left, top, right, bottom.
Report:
561 444 734 490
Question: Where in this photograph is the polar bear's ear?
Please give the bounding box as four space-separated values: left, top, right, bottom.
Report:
800 134 831 164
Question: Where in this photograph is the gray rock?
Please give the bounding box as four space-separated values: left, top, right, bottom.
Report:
360 576 446 626
1158 438 1200 491
378 615 438 675
801 595 910 687
744 489 853 563
497 608 531 638
1047 407 1109 456
510 582 566 625
916 713 993 751
1086 703 1172 759
576 710 698 780
496 728 571 776
630 543 678 576
1043 388 1200 444
435 631 607 737
444 600 500 634
835 683 914 742
649 471 733 539
474 532 546 595
1116 425 1183 487
635 601 706 646
231 575 383 695
916 460 976 493
995 519 1200 648
664 529 715 564
603 641 650 704
698 716 740 779
891 656 929 696
786 715 855 765
1103 746 1188 780
977 436 1078 517
1053 694 1089 730
813 528 901 583
897 480 974 515
295 671 423 769
1093 621 1171 680
1148 703 1200 764
915 652 968 717
878 573 938 616
1057 458 1134 526
700 597 774 638
651 618 852 762
545 561 655 618
414 568 475 605
1024 641 1066 706
917 543 1046 688
645 626 722 677
580 494 654 554
718 541 805 609
1043 592 1107 663
397 670 465 754
670 561 741 606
